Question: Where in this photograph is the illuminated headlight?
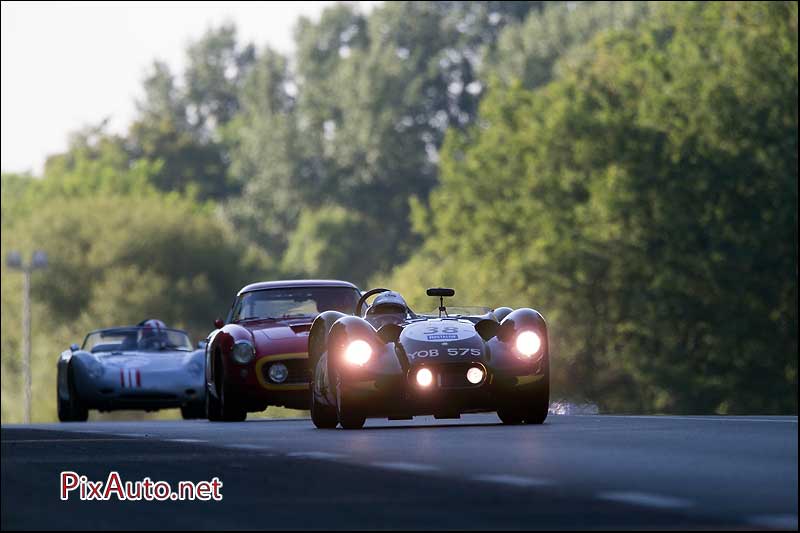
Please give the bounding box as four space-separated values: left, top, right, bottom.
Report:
466 367 484 384
416 368 434 387
231 340 255 364
515 331 542 358
268 363 288 383
344 340 372 366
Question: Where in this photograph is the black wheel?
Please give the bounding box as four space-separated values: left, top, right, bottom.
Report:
58 365 88 422
207 360 246 422
181 401 205 420
523 383 549 424
335 370 365 430
310 382 338 429
220 379 247 422
498 359 550 425
206 384 224 421
497 407 524 425
524 358 550 425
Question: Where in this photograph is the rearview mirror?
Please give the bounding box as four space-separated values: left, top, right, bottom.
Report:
426 288 455 297
214 318 224 329
197 340 208 349
70 343 79 352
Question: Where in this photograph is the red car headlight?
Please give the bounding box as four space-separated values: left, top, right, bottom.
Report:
231 340 255 364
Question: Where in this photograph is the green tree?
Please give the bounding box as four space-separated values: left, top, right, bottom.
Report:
227 1 542 277
487 1 653 89
390 1 798 414
128 25 255 199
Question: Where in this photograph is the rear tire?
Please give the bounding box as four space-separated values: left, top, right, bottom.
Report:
58 365 89 422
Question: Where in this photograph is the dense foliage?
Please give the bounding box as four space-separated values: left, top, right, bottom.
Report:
2 1 796 421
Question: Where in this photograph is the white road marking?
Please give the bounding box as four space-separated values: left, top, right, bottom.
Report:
224 443 271 451
596 491 693 509
287 451 345 460
747 514 798 530
165 438 206 443
1 438 143 443
370 462 439 473
472 474 552 488
578 415 798 424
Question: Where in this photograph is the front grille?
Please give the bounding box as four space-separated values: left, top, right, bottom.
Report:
263 358 311 385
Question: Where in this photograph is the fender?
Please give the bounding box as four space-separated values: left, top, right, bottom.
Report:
493 306 513 322
63 353 93 399
498 308 548 345
208 323 253 397
328 316 381 368
309 311 347 370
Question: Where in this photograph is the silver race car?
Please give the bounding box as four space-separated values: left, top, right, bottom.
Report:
56 319 206 421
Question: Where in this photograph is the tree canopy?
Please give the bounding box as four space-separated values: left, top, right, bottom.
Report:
2 1 796 421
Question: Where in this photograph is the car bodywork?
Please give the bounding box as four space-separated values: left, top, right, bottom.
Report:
308 288 549 429
204 279 361 421
57 326 205 422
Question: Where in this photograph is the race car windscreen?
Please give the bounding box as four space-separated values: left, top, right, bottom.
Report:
82 328 193 353
420 306 492 317
230 287 361 322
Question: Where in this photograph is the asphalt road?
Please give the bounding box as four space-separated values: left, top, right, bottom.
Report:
2 414 797 530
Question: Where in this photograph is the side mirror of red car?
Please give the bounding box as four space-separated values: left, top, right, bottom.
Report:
214 318 225 329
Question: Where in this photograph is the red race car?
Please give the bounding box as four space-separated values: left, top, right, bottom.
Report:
204 280 361 421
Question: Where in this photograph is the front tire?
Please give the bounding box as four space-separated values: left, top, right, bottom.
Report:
497 408 524 425
335 370 365 430
207 362 247 422
58 365 89 422
497 362 549 425
310 383 338 429
523 377 549 424
219 379 247 422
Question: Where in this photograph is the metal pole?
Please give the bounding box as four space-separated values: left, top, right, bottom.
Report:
22 268 31 424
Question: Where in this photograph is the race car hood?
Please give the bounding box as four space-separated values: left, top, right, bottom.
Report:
93 350 201 371
399 319 487 363
250 320 314 354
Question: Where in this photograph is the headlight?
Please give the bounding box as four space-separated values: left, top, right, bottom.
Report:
268 363 288 383
515 331 541 358
87 359 105 379
416 368 434 387
344 340 372 366
187 360 204 376
231 340 255 364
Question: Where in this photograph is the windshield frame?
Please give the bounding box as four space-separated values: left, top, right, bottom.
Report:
81 327 193 353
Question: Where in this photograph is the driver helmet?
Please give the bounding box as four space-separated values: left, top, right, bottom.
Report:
367 291 408 316
138 319 168 346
